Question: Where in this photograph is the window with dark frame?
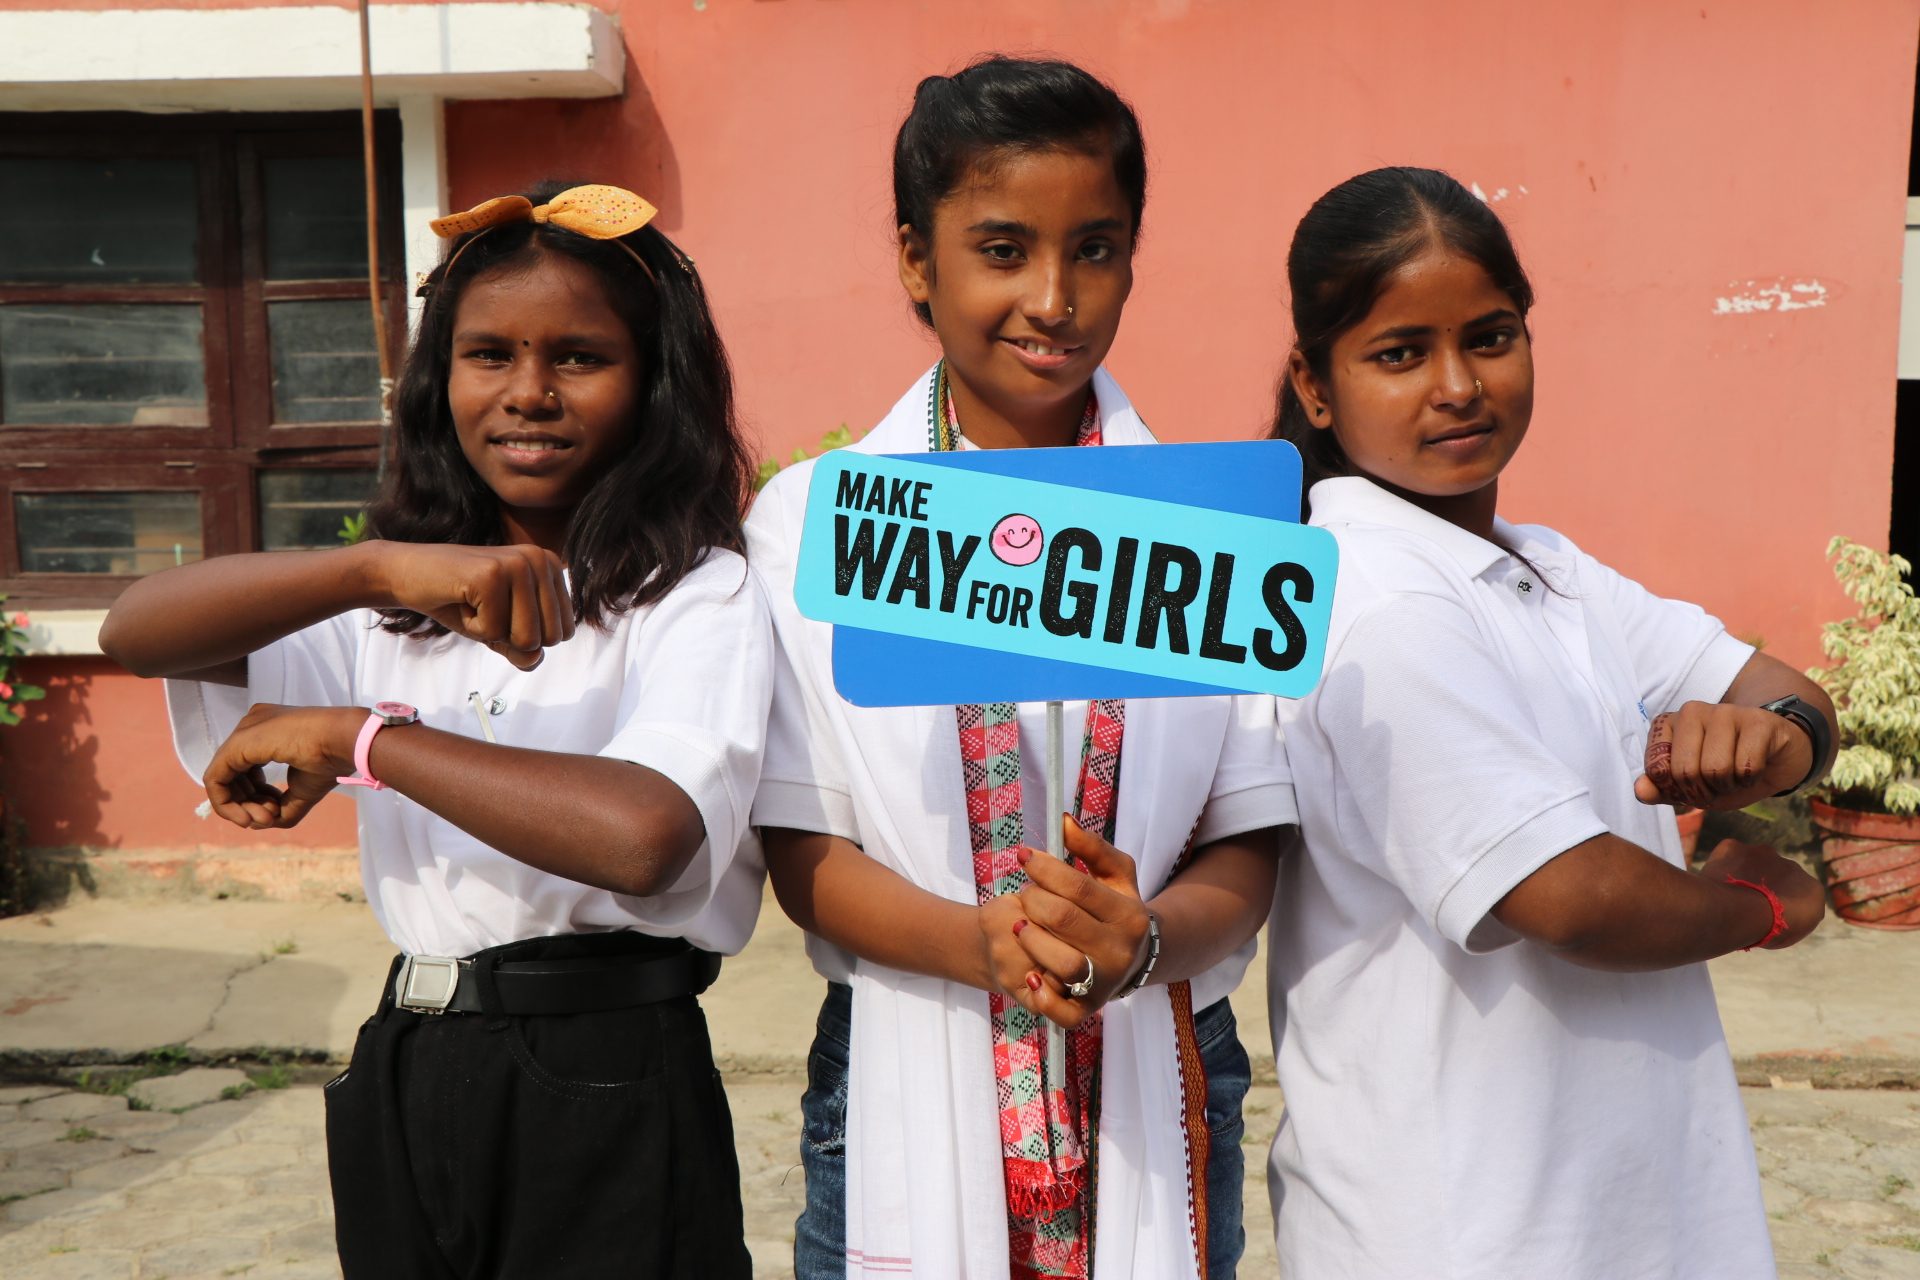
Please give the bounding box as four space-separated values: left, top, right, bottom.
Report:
0 111 404 608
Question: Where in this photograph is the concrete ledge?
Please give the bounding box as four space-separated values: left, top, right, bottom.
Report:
3 888 1915 1091
1732 1055 1920 1091
15 610 105 659
0 3 624 112
23 847 360 910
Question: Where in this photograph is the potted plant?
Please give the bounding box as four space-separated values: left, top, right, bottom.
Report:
1805 537 1920 929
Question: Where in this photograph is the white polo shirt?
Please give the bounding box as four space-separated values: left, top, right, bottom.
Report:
1267 477 1771 1279
166 551 772 959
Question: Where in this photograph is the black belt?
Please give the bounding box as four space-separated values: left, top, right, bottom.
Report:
391 946 721 1016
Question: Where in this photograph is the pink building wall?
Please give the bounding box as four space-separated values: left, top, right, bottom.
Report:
4 0 1917 862
440 0 1920 664
4 659 359 870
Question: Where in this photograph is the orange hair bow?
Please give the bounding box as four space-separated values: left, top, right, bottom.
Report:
423 184 682 294
429 184 659 241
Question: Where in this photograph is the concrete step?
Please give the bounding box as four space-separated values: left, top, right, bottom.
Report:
2 888 1917 1087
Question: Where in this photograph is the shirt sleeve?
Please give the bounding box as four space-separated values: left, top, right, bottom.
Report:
597 553 773 926
1320 592 1610 952
1581 555 1756 712
1192 693 1297 847
164 612 366 786
744 470 862 841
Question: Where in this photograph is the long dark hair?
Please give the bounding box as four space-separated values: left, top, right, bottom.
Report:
892 55 1147 326
1272 167 1534 518
367 180 752 634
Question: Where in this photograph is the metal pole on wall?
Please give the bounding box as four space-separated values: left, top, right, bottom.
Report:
358 0 395 481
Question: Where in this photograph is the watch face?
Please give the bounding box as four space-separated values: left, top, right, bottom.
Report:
372 700 418 725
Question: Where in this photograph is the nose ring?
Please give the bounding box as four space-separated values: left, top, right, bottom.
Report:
1066 305 1075 317
1474 379 1484 398
545 390 558 402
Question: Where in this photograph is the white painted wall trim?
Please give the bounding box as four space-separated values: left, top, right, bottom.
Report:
1902 200 1920 381
17 609 105 658
0 4 624 113
399 95 450 335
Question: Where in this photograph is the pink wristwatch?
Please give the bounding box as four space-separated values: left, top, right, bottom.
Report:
335 701 420 791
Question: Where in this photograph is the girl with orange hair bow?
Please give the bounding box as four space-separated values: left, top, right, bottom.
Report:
102 183 767 1277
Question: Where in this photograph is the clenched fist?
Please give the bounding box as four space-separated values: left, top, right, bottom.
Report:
374 542 575 670
1635 702 1813 812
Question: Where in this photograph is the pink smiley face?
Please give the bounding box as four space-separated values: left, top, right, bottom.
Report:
989 513 1045 566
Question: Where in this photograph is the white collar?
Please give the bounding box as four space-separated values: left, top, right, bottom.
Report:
1309 475 1533 580
857 364 1156 456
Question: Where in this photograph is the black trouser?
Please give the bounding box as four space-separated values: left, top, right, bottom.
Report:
323 931 751 1279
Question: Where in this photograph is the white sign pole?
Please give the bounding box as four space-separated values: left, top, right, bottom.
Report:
1044 700 1069 1090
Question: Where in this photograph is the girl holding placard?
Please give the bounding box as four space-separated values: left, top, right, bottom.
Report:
1264 166 1834 1278
749 57 1294 1280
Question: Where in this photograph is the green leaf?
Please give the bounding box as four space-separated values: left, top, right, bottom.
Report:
755 424 865 492
1813 537 1920 813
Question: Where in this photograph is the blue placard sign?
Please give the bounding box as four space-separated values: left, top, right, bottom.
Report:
794 441 1337 706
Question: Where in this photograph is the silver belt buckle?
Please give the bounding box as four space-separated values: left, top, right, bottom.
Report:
394 955 463 1014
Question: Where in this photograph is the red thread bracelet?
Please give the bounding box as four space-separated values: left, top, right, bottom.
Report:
1723 876 1788 951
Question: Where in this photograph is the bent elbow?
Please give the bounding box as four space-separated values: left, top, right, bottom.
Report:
97 615 141 674
1493 894 1612 957
605 811 707 898
1533 917 1606 956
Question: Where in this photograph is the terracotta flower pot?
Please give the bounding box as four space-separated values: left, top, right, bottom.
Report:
1810 799 1920 930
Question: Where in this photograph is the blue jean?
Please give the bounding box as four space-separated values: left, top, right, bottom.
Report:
795 982 1252 1280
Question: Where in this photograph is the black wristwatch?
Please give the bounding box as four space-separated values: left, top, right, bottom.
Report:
1760 695 1831 795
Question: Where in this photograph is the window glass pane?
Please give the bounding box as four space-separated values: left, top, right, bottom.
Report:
269 299 379 423
264 155 368 280
259 469 376 551
0 304 207 426
15 491 203 575
0 157 197 284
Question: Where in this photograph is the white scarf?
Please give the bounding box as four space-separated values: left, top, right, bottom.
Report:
820 367 1213 1279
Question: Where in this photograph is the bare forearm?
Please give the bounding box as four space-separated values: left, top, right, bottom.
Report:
1141 828 1282 985
101 543 390 678
763 828 990 988
1492 834 1773 972
368 722 705 897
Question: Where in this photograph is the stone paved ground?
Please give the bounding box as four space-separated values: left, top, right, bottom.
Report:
3 1078 1916 1278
